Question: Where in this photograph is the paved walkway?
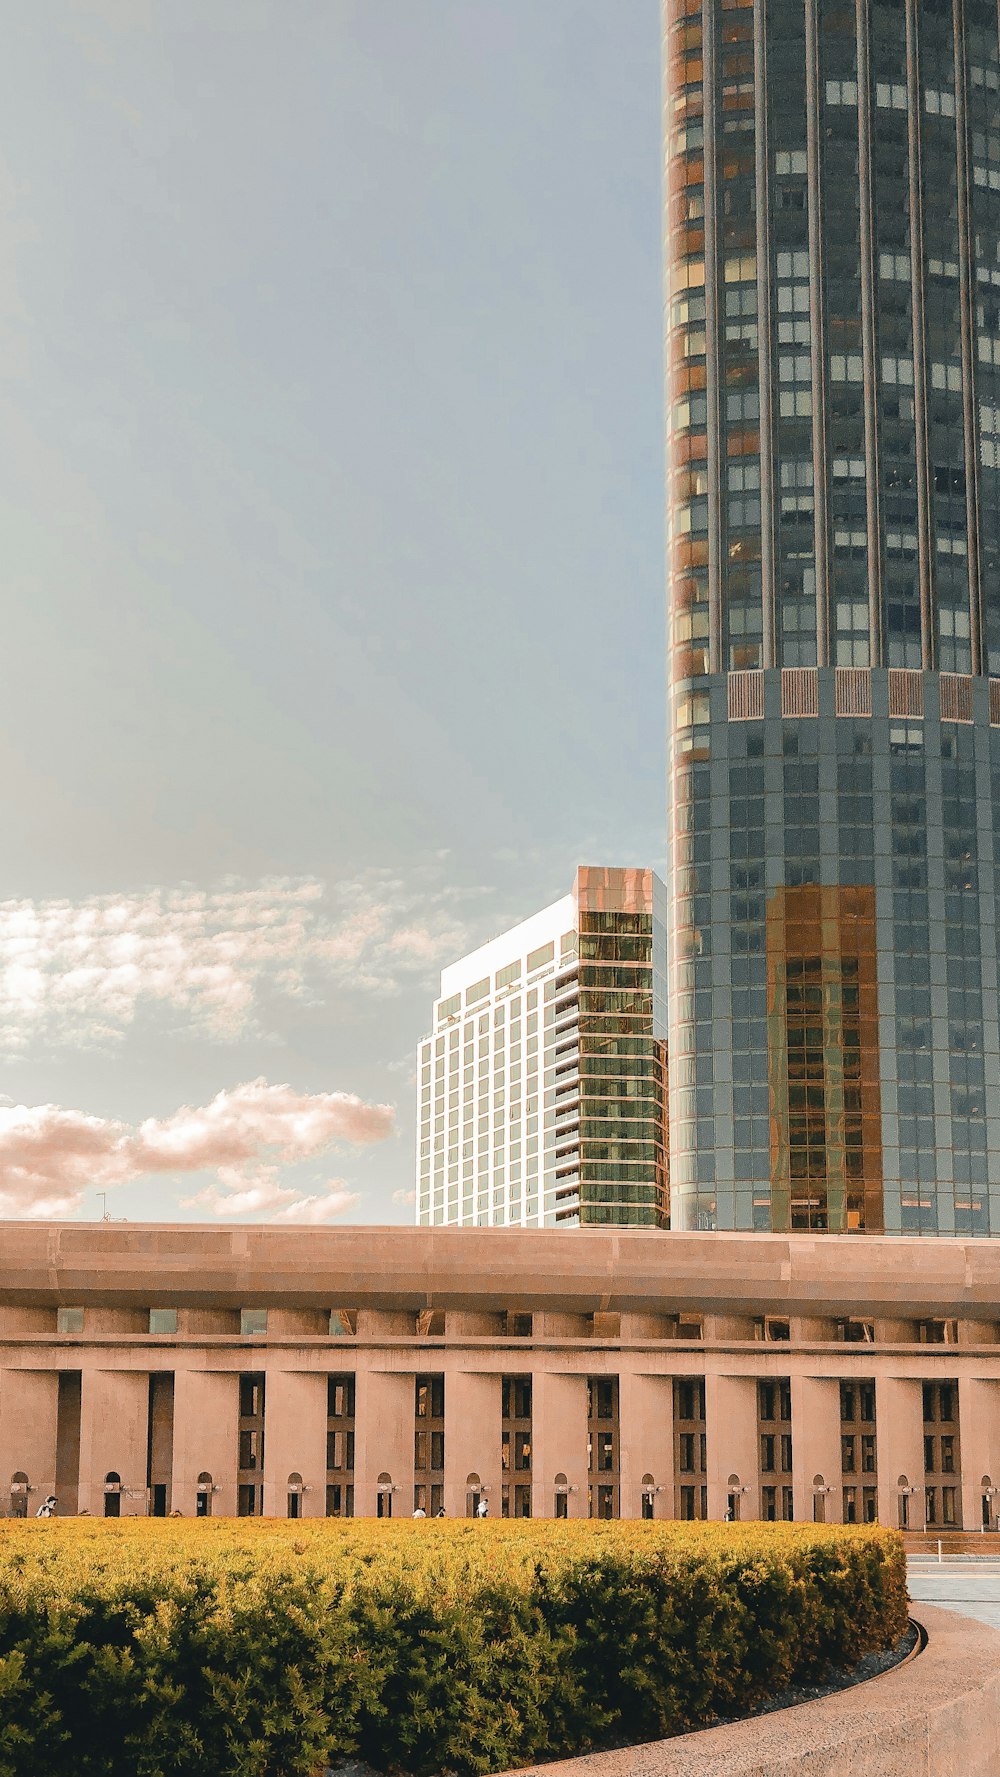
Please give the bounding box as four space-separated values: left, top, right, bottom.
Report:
908 1555 1000 1631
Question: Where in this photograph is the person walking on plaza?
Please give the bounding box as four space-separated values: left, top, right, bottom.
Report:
476 1495 489 1519
35 1496 57 1517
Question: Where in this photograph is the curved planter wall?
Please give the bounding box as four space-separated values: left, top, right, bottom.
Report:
500 1605 1000 1777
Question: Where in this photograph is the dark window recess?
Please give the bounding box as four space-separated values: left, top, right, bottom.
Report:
237 1372 266 1516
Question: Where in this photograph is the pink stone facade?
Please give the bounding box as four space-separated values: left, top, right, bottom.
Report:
2 1223 999 1528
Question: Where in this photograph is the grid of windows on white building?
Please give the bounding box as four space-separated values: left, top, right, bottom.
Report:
417 892 579 1228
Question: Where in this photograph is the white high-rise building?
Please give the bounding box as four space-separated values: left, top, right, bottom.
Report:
415 867 668 1230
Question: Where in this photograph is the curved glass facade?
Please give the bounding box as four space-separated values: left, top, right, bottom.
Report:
664 0 1000 1232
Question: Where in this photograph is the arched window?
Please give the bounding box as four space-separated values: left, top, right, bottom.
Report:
9 1471 29 1520
287 1471 304 1520
104 1472 122 1519
196 1472 213 1519
377 1472 393 1519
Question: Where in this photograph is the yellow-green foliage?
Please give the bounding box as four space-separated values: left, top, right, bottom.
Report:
0 1519 907 1777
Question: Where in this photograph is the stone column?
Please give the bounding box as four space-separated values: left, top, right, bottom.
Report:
78 1369 149 1515
267 1310 330 1337
262 1368 327 1518
875 1374 925 1529
0 1369 58 1512
791 1375 843 1524
444 1369 502 1518
958 1375 1000 1533
171 1368 240 1516
618 1371 674 1519
530 1371 588 1519
705 1373 759 1520
85 1310 148 1335
353 1368 413 1518
534 1314 592 1339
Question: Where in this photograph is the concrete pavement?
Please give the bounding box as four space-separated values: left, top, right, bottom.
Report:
908 1555 1000 1631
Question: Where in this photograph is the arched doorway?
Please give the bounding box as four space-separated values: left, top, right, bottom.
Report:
641 1473 656 1521
982 1473 996 1530
812 1473 829 1523
897 1474 912 1529
465 1471 482 1518
554 1472 569 1520
287 1472 303 1519
726 1473 742 1523
376 1472 393 1519
9 1472 29 1520
196 1472 213 1518
104 1472 122 1519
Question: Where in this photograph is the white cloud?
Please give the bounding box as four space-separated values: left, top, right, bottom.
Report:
0 1078 392 1221
270 1186 360 1224
0 868 481 1052
392 1187 416 1206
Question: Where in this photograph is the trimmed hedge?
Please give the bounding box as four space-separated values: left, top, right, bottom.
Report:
0 1519 908 1777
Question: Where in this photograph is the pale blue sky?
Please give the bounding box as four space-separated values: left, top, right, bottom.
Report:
0 1 664 1224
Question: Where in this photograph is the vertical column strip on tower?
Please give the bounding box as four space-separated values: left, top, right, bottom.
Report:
702 0 724 673
952 0 984 675
804 0 830 664
905 0 935 669
754 0 777 668
855 0 884 666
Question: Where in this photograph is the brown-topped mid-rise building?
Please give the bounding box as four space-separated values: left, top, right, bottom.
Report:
416 867 668 1230
3 1220 1000 1530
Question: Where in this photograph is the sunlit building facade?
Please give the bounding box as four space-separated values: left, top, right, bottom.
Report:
416 867 668 1228
5 1222 1000 1530
664 0 1000 1233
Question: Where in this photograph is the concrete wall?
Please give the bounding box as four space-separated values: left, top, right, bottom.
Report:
495 1606 1000 1777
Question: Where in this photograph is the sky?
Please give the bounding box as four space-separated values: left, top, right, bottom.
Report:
0 0 665 1227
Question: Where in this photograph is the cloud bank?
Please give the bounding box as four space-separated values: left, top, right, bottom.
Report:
0 868 479 1051
0 1079 393 1221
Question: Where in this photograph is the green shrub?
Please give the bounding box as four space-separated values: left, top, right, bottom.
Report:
0 1519 908 1776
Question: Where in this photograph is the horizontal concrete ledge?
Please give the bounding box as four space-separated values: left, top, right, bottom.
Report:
499 1606 1000 1777
2 1223 1000 1319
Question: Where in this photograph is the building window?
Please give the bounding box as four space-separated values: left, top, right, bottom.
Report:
238 1372 265 1517
759 1380 793 1503
923 1381 962 1528
414 1375 445 1518
674 1379 707 1520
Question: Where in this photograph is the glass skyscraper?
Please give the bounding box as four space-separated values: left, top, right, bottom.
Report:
664 0 1000 1233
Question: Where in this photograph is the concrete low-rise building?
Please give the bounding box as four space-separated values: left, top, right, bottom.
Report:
2 1221 1000 1530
